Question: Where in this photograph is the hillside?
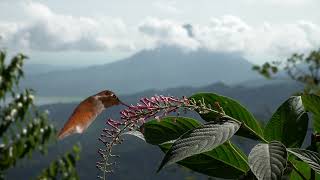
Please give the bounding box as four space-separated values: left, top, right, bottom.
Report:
23 63 77 75
22 47 258 96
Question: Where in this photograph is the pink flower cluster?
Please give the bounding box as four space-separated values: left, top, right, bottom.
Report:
96 95 190 177
121 95 189 122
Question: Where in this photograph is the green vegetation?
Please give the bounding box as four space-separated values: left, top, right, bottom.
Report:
146 93 319 179
253 49 320 94
99 49 320 180
0 51 80 179
2 46 320 179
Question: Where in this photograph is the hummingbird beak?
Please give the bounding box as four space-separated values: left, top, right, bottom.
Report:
119 100 130 107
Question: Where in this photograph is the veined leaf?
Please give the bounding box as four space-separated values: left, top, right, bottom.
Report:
288 148 320 174
189 93 264 141
302 94 320 133
143 117 249 178
158 117 241 171
160 141 249 179
248 141 287 180
143 116 201 145
264 96 308 148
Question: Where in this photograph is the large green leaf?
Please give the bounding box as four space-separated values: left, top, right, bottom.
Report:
143 117 249 178
289 158 309 180
189 93 264 141
160 141 249 179
288 148 320 174
158 117 241 171
143 116 201 145
289 156 320 180
302 94 320 133
248 141 288 180
264 96 309 148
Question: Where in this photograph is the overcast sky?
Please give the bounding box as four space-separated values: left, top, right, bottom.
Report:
1 0 320 66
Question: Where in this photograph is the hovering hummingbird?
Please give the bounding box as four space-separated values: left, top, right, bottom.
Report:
57 90 125 140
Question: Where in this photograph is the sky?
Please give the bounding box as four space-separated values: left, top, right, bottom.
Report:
0 0 320 66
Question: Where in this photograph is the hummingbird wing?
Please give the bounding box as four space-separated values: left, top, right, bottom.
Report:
57 96 104 140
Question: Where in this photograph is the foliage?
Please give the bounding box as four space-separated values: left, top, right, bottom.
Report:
95 91 320 180
253 48 320 179
96 49 320 180
248 141 288 180
157 118 241 171
0 51 79 179
37 144 81 180
264 96 308 148
252 49 320 94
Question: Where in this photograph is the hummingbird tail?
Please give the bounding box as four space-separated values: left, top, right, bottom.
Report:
57 126 75 140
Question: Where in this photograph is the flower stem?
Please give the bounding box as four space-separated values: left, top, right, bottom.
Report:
102 122 133 180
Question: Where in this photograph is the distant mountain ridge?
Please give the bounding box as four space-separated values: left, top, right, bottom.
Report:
23 63 77 75
22 46 258 96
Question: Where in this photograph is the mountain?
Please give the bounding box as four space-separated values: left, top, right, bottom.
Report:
22 47 257 96
23 63 77 75
7 81 303 180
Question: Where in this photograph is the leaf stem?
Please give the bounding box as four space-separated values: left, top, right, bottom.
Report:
230 117 268 143
289 161 308 180
227 141 250 169
310 133 317 180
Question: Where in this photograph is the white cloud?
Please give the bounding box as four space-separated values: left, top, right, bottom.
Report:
0 22 18 41
0 1 135 52
1 1 320 64
193 16 252 53
138 18 200 51
244 22 317 59
138 16 320 63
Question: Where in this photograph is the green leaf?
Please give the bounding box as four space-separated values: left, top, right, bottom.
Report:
160 141 249 179
189 92 264 141
248 141 288 180
302 94 320 133
288 148 320 174
290 158 309 180
144 116 249 178
158 117 241 171
264 96 309 148
289 156 320 180
143 116 201 145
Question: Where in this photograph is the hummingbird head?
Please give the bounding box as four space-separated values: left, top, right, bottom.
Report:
95 90 121 108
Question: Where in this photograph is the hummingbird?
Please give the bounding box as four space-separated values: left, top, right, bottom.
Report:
57 90 125 140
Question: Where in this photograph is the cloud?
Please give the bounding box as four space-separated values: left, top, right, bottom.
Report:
193 16 252 53
138 16 320 62
1 1 320 64
244 21 319 60
0 2 135 52
138 18 200 51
